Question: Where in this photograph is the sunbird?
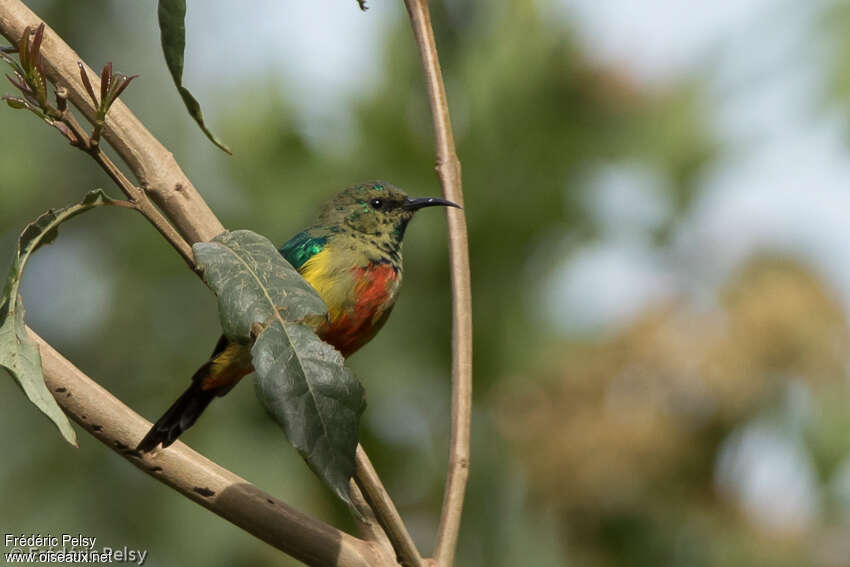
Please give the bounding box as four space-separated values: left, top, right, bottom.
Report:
138 181 458 452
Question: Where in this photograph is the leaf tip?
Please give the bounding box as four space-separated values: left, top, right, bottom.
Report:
63 428 79 448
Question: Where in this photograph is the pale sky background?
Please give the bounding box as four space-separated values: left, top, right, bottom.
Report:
186 1 402 148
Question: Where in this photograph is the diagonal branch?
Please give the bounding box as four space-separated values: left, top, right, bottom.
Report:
27 328 391 567
401 1 473 566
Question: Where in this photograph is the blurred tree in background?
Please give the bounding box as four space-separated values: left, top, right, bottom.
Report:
1 1 849 566
499 258 850 566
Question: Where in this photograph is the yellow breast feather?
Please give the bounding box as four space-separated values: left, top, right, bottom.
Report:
298 246 354 322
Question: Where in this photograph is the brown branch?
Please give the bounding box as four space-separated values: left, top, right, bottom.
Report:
402 1 473 566
27 328 392 567
355 446 425 567
0 0 224 244
348 479 398 562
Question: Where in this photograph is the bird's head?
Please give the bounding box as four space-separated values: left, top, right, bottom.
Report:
318 181 459 243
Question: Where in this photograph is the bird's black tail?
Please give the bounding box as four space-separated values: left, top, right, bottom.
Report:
137 363 217 452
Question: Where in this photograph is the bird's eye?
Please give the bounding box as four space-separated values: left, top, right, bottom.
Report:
370 198 384 210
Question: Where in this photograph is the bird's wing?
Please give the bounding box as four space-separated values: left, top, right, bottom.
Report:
279 229 329 270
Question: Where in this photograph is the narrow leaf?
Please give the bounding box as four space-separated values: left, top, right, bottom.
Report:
0 189 115 446
0 49 25 78
6 72 31 95
28 65 47 107
27 24 44 71
16 29 29 73
2 95 46 120
192 230 365 506
100 61 112 105
157 0 231 154
0 298 76 445
107 74 139 106
3 95 27 110
78 62 98 107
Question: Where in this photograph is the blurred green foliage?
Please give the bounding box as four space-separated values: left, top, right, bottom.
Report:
1 1 849 567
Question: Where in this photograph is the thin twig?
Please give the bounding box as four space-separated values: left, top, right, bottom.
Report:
348 479 397 561
59 107 195 268
27 328 395 567
355 446 425 567
402 1 473 566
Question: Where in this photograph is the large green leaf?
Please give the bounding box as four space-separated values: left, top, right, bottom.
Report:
193 230 366 506
0 189 115 447
157 0 231 154
252 321 365 506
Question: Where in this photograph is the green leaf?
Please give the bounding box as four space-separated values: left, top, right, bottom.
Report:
193 230 366 507
0 297 76 445
192 230 326 340
3 96 26 110
0 189 115 447
157 0 232 155
252 321 365 508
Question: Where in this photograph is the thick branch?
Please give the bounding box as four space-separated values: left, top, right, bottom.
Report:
0 0 224 244
28 328 392 567
402 2 473 566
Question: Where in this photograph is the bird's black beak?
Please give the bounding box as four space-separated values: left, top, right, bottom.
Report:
402 197 461 211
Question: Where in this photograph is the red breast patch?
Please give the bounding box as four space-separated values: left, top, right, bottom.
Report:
319 262 399 357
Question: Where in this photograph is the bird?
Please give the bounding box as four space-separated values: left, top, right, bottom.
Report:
137 181 458 452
